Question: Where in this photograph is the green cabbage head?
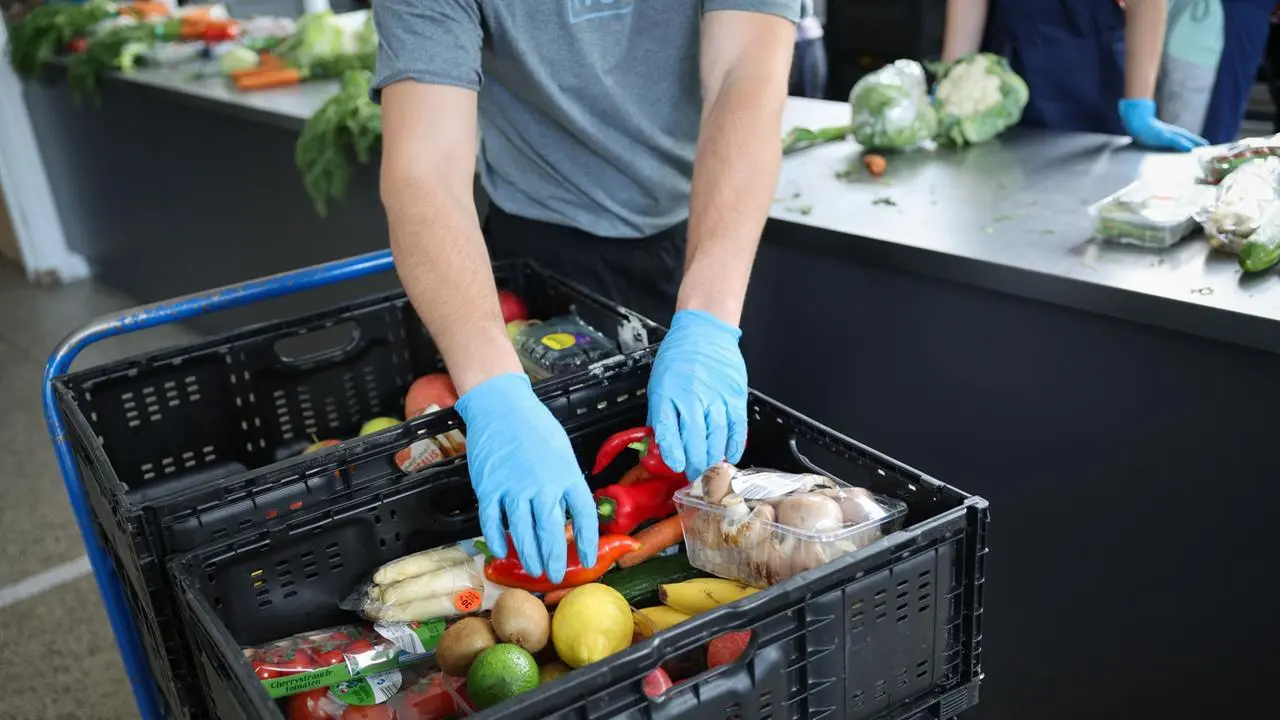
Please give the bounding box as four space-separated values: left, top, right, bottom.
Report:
932 53 1030 147
848 59 938 151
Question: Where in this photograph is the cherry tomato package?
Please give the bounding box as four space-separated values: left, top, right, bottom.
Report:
246 621 449 699
283 666 471 720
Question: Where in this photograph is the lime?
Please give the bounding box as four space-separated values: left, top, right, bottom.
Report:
466 643 539 710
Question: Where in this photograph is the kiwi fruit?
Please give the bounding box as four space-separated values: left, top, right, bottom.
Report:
436 616 497 677
491 589 551 653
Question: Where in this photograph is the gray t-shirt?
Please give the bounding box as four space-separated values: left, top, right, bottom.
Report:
373 0 800 239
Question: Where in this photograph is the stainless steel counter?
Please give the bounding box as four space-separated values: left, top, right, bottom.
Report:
776 98 1280 354
36 69 1280 352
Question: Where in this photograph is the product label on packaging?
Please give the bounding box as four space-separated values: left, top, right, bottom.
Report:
329 669 403 706
730 469 812 500
541 332 577 350
375 622 423 656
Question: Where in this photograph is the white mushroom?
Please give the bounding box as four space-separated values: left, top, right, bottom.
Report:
701 463 736 504
775 493 845 534
724 502 775 549
816 487 885 525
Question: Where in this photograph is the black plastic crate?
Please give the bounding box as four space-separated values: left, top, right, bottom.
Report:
54 260 664 720
171 387 988 720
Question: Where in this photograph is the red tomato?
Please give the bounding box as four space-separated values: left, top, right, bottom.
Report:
706 631 751 669
498 291 529 323
314 648 345 668
642 667 673 698
341 706 394 720
344 639 375 655
402 677 461 720
284 689 332 720
327 631 352 644
66 37 89 53
252 661 280 680
263 647 317 675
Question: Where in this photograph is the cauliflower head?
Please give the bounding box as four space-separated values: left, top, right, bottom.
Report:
933 53 1029 147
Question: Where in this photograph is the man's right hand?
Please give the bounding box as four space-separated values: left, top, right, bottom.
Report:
456 372 599 584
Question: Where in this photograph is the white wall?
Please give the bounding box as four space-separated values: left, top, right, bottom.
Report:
0 20 89 283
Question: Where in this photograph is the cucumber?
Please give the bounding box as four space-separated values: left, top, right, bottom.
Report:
602 553 709 607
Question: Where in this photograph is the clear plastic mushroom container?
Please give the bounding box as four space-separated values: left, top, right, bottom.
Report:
673 464 908 588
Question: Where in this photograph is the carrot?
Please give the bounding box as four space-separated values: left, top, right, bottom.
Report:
543 587 573 608
227 55 284 81
235 67 303 92
617 464 650 486
617 516 684 568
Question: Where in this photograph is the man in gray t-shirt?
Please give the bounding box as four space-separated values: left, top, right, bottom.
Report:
374 0 799 583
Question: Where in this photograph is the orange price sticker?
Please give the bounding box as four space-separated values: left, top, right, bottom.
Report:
453 589 482 613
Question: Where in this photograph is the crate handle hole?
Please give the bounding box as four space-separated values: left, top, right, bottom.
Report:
273 322 363 367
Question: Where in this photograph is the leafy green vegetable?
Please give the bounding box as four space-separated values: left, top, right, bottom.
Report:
7 0 115 79
781 125 850 154
932 53 1029 147
848 59 937 151
296 70 382 217
67 22 157 104
276 10 360 70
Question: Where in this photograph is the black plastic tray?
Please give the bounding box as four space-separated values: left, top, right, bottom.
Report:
171 387 988 720
54 260 664 719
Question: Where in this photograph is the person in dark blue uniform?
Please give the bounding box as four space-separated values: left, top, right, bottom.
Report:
1201 0 1276 143
941 0 1208 151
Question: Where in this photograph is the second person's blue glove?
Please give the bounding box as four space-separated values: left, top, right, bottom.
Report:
456 372 598 583
1118 98 1208 152
647 310 749 481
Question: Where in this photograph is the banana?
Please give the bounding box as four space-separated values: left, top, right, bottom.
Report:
658 578 758 616
635 606 692 638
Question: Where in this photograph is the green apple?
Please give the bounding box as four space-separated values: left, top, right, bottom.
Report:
359 417 401 436
301 439 341 455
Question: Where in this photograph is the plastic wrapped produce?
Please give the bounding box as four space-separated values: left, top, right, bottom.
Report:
1195 134 1280 184
848 59 938 151
283 665 471 720
1199 157 1280 253
1089 181 1212 248
674 464 907 588
1239 202 1280 273
245 622 448 698
343 540 504 623
512 317 619 381
932 53 1030 147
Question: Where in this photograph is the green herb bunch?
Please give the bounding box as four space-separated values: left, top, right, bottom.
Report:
295 70 383 217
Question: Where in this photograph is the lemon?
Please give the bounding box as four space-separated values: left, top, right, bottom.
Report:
551 583 633 668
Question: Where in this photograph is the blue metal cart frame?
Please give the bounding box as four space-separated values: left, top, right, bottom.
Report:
41 251 397 720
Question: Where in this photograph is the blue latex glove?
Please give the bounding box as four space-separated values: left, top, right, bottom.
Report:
646 309 749 481
1117 98 1208 152
456 372 598 583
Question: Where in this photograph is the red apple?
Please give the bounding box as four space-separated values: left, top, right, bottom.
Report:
404 373 459 419
498 290 529 324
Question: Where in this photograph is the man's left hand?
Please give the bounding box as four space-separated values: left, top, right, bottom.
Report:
646 309 748 481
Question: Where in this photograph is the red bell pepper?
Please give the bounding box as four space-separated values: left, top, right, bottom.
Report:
483 535 640 593
592 426 680 478
594 473 687 535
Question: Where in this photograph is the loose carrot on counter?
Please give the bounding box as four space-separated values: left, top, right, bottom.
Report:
235 67 303 92
617 516 684 568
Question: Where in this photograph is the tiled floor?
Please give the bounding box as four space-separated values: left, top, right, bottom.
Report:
0 259 200 720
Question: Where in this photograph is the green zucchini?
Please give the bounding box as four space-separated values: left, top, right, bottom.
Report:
602 553 708 607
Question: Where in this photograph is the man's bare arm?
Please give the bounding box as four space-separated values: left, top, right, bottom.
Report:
680 10 794 326
380 82 522 393
1123 0 1167 100
941 0 989 61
